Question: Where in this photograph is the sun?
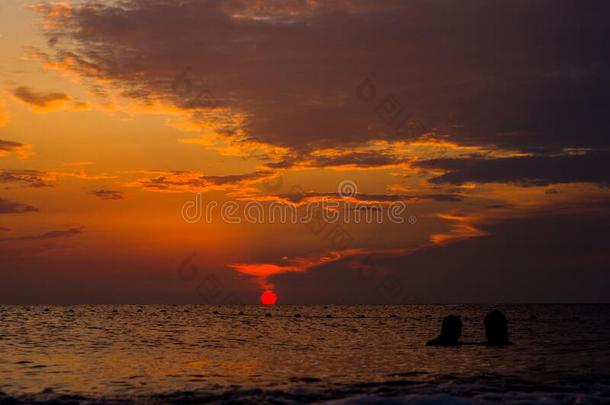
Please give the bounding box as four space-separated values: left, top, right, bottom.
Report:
260 290 277 305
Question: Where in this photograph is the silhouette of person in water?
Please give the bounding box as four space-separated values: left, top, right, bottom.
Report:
426 315 462 346
482 310 511 345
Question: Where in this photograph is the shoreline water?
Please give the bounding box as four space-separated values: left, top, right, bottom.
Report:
1 304 609 404
3 376 610 404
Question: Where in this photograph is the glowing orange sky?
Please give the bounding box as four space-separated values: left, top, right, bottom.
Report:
1 0 609 304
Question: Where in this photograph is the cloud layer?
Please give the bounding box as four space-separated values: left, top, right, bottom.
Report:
0 139 31 159
270 208 610 303
31 0 610 157
131 170 273 193
8 0 609 303
91 189 124 200
0 198 39 214
418 151 610 186
0 226 83 242
0 170 52 188
12 86 70 111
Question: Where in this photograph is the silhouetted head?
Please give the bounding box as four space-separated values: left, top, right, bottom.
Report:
484 310 509 345
439 315 462 343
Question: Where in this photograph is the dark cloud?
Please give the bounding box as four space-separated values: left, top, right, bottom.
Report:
33 0 610 155
0 227 83 242
264 160 297 170
487 204 510 209
357 193 463 203
276 191 462 204
0 170 52 188
308 152 402 169
263 151 403 170
0 139 24 155
205 171 273 186
12 86 69 109
0 198 39 214
417 151 610 186
270 208 610 303
135 170 273 192
91 189 124 200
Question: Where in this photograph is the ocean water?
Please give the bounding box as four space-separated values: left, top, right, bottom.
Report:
0 304 609 404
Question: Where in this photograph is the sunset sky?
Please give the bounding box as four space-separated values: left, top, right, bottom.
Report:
1 0 609 304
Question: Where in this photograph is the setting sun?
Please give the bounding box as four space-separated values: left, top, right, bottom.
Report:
260 290 278 305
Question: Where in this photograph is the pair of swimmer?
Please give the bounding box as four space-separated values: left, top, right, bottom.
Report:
426 310 511 346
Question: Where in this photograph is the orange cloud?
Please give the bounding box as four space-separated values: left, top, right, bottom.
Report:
62 161 95 167
0 139 33 159
91 189 124 200
0 198 38 214
48 169 117 181
70 101 92 111
430 213 488 245
180 131 292 163
26 2 72 29
129 170 275 193
12 86 70 112
257 138 521 172
230 252 343 289
0 169 54 188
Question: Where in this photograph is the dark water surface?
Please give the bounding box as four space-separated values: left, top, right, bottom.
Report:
0 304 609 403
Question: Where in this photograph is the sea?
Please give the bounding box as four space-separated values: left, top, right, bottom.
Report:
0 304 609 404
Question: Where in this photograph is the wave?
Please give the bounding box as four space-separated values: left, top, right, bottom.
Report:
3 377 610 404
